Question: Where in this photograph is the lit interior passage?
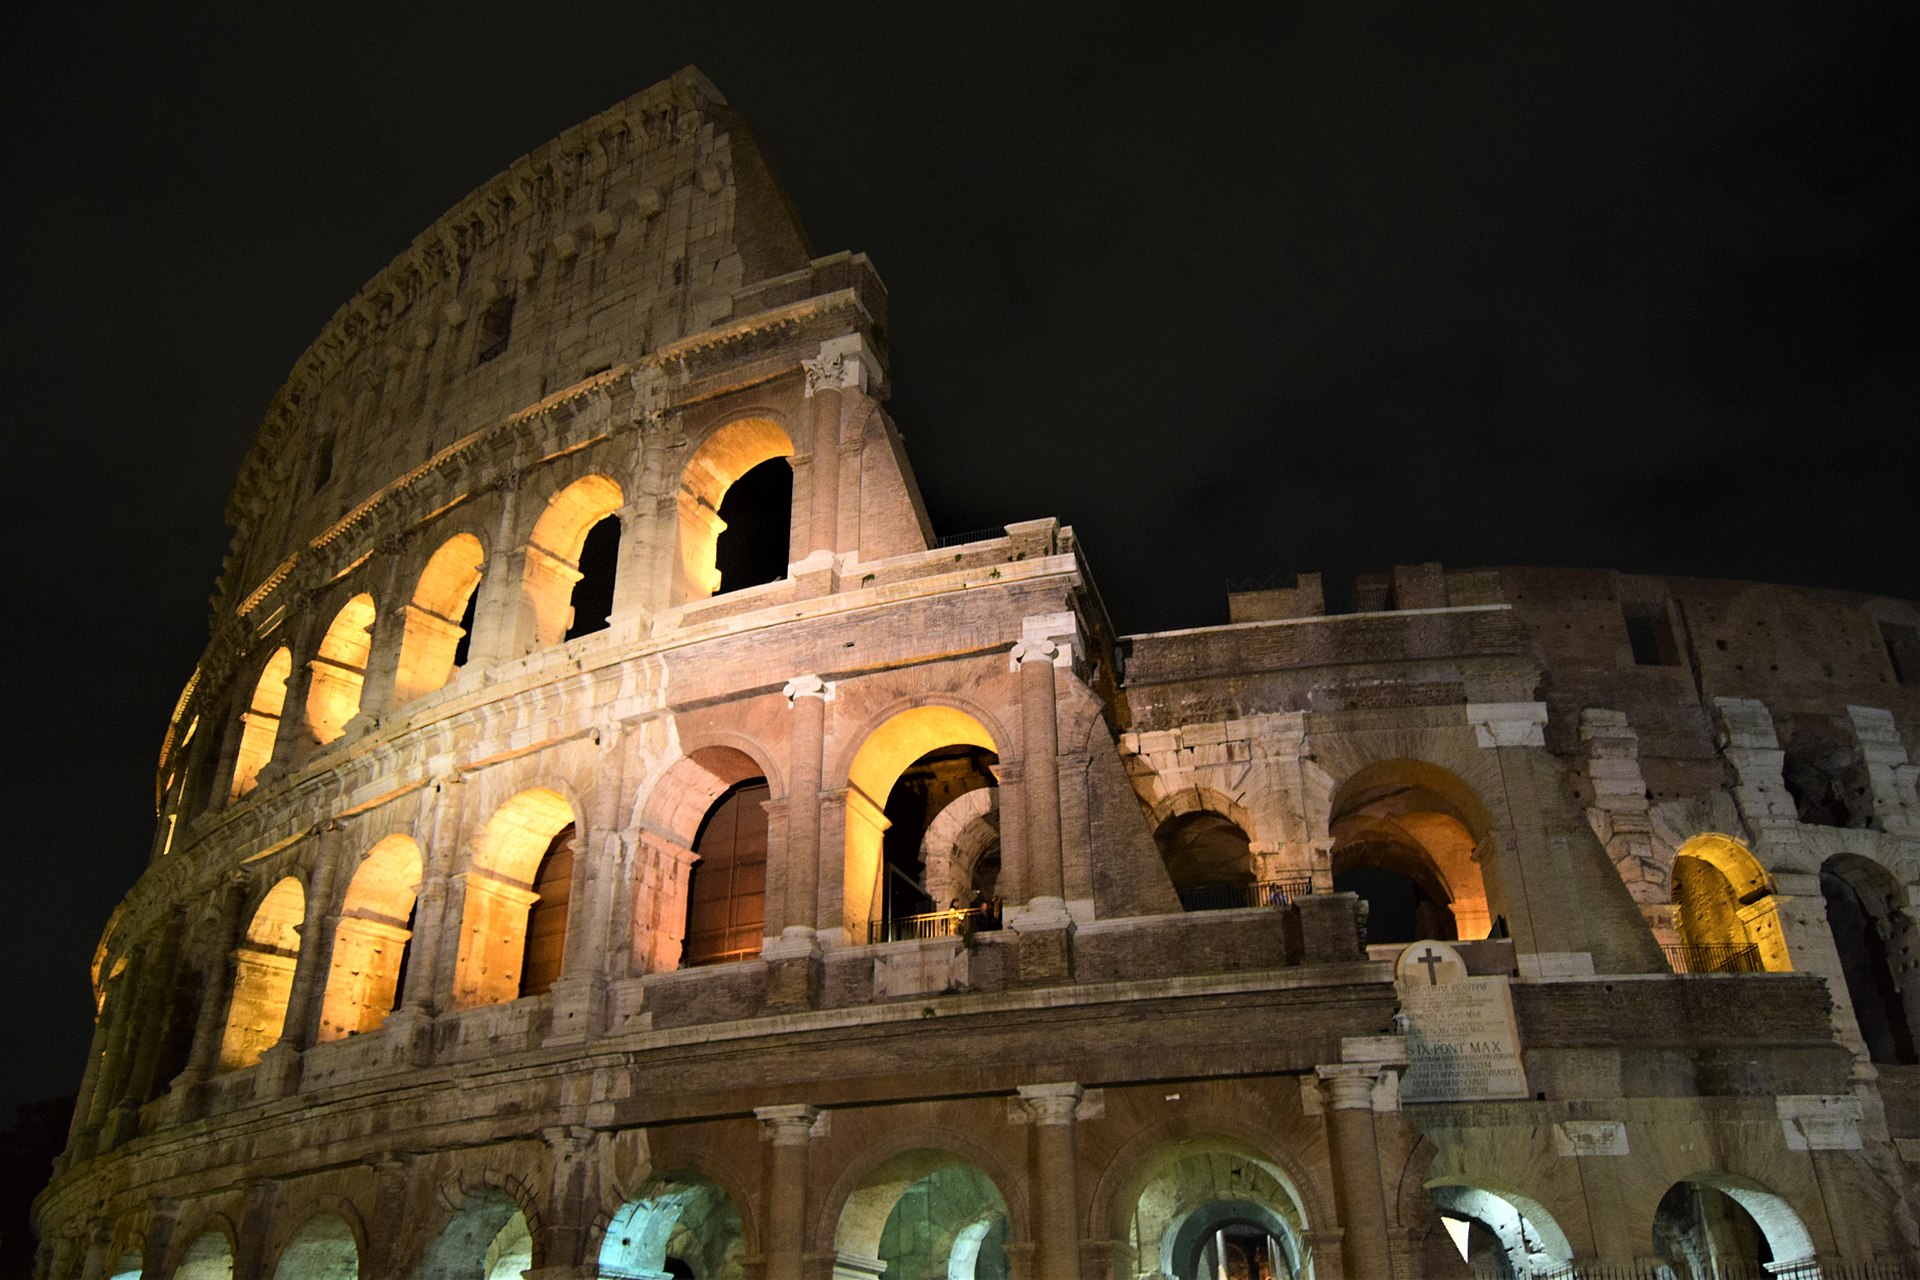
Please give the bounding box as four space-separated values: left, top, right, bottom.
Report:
835 1152 1011 1280
271 1212 360 1280
306 594 377 745
844 706 998 945
1430 1184 1572 1277
523 475 623 648
451 789 576 1008
598 1176 745 1280
418 1190 532 1280
230 647 292 799
1669 834 1788 973
106 1249 141 1280
683 780 770 967
318 834 423 1041
174 1230 235 1280
1652 1175 1816 1276
920 788 1002 918
877 745 999 940
1329 760 1493 944
218 876 305 1070
1120 1146 1308 1280
676 417 793 601
394 534 484 703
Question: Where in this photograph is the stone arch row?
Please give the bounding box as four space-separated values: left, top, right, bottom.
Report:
1136 754 1500 946
167 411 806 839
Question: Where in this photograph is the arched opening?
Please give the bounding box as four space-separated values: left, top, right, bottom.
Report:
319 835 423 1042
834 1151 1012 1280
683 780 770 967
598 1174 745 1280
272 1212 360 1280
676 418 794 602
1116 1143 1309 1280
1669 834 1783 973
1428 1184 1572 1278
1329 761 1492 945
713 457 793 594
230 647 291 799
306 594 377 746
395 534 485 703
174 1229 235 1280
523 474 625 648
1651 1174 1816 1276
218 876 305 1070
921 789 1002 924
636 746 771 972
106 1247 142 1280
565 515 621 640
1780 719 1873 828
1155 812 1257 912
1821 854 1919 1064
452 789 577 1008
418 1189 533 1280
846 706 1000 945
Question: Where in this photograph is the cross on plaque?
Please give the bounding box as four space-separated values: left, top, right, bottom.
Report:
1416 947 1445 986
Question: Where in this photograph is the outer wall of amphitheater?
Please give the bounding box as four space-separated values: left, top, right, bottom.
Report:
34 68 1920 1280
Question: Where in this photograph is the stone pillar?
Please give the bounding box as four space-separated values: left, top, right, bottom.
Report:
770 676 829 953
355 558 410 720
176 876 249 1097
535 1126 599 1274
756 1105 820 1280
1012 642 1064 905
801 370 842 560
465 476 526 666
80 956 143 1143
233 1178 280 1280
550 736 627 1042
60 1006 111 1165
362 1156 412 1280
1315 1064 1394 1279
277 841 347 1054
1017 1083 1083 1280
107 913 186 1143
76 1220 113 1280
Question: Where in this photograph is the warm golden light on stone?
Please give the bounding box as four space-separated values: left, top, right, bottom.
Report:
304 594 376 745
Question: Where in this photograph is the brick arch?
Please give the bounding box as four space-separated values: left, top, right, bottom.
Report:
811 1125 1030 1258
265 1200 367 1280
452 788 580 1008
597 1147 762 1255
319 833 423 1041
829 695 1016 793
1145 785 1260 846
1087 1108 1334 1245
640 742 782 845
394 531 488 704
230 646 292 799
218 875 306 1070
306 594 377 746
412 1171 546 1280
675 415 796 601
166 1212 239 1279
921 787 1001 908
523 473 625 649
1670 832 1791 972
1326 757 1499 942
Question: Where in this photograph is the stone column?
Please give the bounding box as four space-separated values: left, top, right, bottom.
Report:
1017 1083 1083 1280
465 476 526 666
1315 1064 1394 1279
355 556 410 720
770 676 829 953
176 876 249 1097
550 735 627 1042
801 365 843 560
363 1157 413 1280
233 1178 280 1280
1012 642 1064 905
756 1105 820 1280
108 913 186 1143
80 956 143 1143
276 840 346 1054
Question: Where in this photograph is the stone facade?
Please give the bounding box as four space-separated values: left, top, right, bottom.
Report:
34 69 1920 1280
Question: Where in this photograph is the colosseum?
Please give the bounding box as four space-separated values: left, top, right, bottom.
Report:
33 67 1920 1279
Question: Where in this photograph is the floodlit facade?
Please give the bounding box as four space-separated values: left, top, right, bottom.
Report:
34 68 1920 1280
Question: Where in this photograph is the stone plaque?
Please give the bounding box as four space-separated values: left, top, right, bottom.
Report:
1394 940 1529 1102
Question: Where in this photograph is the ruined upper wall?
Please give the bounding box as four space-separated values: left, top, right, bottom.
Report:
219 68 812 610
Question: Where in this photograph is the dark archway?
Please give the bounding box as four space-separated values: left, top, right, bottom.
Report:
1155 812 1257 911
521 823 576 997
1821 855 1918 1064
683 780 770 967
565 516 621 639
713 458 792 594
877 745 998 941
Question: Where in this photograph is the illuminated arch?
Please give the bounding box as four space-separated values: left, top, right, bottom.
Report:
394 533 485 703
1670 833 1789 972
271 1211 361 1280
318 834 423 1041
1651 1172 1817 1271
830 1148 1014 1280
230 647 292 799
306 594 377 745
1328 759 1493 942
174 1224 236 1280
597 1172 746 1280
843 705 998 946
218 876 305 1070
1099 1137 1313 1280
452 788 578 1008
921 788 1002 910
1427 1182 1573 1275
524 475 625 647
635 746 776 973
418 1187 537 1280
676 417 794 601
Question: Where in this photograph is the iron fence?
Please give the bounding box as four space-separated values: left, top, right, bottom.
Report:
1661 941 1765 975
867 903 1002 944
1176 876 1316 913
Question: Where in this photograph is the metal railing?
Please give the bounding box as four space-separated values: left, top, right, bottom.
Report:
1661 941 1765 975
867 903 1003 945
933 527 1006 548
1176 876 1316 913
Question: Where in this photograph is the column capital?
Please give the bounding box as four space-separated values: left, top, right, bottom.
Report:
802 334 880 397
756 1103 822 1144
1009 639 1062 671
783 674 832 703
1315 1063 1384 1111
1016 1081 1084 1125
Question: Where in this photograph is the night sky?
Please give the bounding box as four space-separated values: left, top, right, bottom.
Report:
1 4 1914 1136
